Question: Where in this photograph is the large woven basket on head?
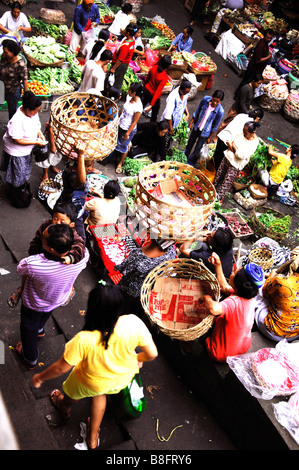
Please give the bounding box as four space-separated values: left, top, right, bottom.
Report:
50 92 119 161
134 161 216 241
140 258 220 341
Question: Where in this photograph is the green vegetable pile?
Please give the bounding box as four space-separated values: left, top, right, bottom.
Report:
258 210 291 234
23 36 68 63
122 157 152 176
248 141 271 177
149 36 172 50
121 68 141 95
286 165 299 181
28 17 68 40
29 67 74 94
172 119 189 147
166 147 187 164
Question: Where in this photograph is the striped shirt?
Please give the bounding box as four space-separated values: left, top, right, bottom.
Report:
17 249 89 312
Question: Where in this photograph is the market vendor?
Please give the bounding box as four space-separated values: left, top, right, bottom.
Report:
168 26 194 53
255 261 299 343
160 79 191 136
258 144 299 188
69 0 100 55
0 2 31 41
179 227 234 279
110 23 137 91
241 28 275 85
129 120 169 161
108 2 132 41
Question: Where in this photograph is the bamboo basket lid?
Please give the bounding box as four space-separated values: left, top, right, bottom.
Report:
50 92 119 161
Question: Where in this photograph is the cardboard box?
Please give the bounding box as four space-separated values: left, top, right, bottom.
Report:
148 180 194 208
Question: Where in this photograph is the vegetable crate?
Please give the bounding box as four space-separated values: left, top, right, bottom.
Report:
224 211 254 238
140 258 220 341
134 161 217 241
249 206 291 242
50 92 119 161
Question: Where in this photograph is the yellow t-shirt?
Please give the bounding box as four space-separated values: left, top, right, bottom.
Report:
63 314 154 393
269 153 292 184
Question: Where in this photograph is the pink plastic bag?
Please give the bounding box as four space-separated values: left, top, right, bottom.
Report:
145 49 159 66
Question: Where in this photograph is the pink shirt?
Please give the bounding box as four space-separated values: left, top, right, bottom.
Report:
17 249 89 312
205 295 255 363
199 103 214 131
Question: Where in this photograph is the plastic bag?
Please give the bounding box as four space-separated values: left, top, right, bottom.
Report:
273 392 299 445
199 143 209 160
145 49 159 67
227 340 299 400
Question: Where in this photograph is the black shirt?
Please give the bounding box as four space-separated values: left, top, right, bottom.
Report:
190 247 234 280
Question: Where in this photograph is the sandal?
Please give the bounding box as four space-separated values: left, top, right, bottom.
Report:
61 287 76 307
50 389 71 420
7 287 22 308
15 342 36 370
86 417 100 450
115 166 122 174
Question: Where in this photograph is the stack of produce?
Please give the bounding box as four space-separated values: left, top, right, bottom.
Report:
95 1 115 24
151 21 175 40
138 17 163 39
28 17 68 41
23 36 68 64
28 80 49 96
248 140 271 177
121 67 140 94
148 36 172 50
263 79 289 99
259 11 288 34
29 67 75 94
257 211 291 234
263 65 279 81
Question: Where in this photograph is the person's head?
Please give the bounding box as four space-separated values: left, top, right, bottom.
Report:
106 86 121 101
209 227 233 255
129 81 143 98
179 79 192 96
103 179 121 199
99 49 113 65
52 201 77 226
90 29 110 60
248 107 264 121
182 25 193 39
251 74 263 89
11 1 22 20
83 0 94 10
210 90 224 108
83 281 124 348
122 2 133 14
243 121 260 139
263 28 274 43
157 54 172 72
42 224 74 256
287 144 299 160
2 39 20 60
134 24 142 39
98 28 110 42
125 23 136 39
230 263 264 299
22 90 42 117
156 119 169 137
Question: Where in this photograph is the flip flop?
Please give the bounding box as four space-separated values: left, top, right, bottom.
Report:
7 288 22 308
50 389 71 420
115 167 122 174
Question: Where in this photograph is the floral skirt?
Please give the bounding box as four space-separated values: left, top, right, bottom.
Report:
214 156 239 199
1 151 32 187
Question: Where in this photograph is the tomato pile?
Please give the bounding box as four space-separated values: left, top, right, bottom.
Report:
28 80 49 96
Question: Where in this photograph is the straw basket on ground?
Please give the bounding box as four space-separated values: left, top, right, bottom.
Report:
134 161 217 241
140 258 220 341
50 92 119 161
248 247 274 271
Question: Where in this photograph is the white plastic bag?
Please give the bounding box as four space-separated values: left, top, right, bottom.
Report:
273 392 299 445
199 143 209 161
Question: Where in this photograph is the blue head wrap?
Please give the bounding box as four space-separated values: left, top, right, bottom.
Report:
244 263 265 288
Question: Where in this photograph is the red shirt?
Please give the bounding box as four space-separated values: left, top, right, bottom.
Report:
112 39 135 65
205 295 255 363
144 65 169 106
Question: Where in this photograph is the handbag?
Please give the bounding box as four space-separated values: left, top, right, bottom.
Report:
110 373 147 421
198 156 216 183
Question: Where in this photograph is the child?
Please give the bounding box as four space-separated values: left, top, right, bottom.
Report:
7 201 85 308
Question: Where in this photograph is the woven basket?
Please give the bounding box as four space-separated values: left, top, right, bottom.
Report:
134 161 217 241
21 47 64 68
248 247 274 271
258 93 286 113
50 92 118 161
248 183 268 200
249 206 290 242
283 93 299 121
140 258 219 341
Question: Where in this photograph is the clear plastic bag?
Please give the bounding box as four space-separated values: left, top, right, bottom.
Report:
273 392 299 445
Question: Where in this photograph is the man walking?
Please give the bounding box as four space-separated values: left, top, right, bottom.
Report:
16 224 89 369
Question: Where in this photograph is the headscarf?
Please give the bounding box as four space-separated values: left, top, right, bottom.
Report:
244 263 265 288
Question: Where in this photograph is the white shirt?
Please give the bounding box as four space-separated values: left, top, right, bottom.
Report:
160 87 188 129
0 11 30 32
3 107 41 157
224 133 259 170
199 103 214 131
218 113 253 145
85 196 121 225
79 60 105 92
108 11 130 36
119 95 143 131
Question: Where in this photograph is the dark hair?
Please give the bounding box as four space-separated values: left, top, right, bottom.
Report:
122 2 133 14
125 23 136 37
130 81 143 97
157 119 169 131
22 90 42 111
233 268 259 299
264 28 274 36
90 29 110 60
46 224 74 254
183 25 193 36
213 227 233 256
103 179 121 199
83 283 124 349
99 49 113 62
157 54 171 72
52 201 78 223
244 121 260 134
248 107 264 120
105 86 121 101
11 1 22 9
212 89 224 100
2 38 20 56
290 144 299 159
252 74 263 83
179 79 192 92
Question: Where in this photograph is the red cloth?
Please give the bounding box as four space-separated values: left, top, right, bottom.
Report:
205 295 256 363
144 65 169 107
112 39 135 65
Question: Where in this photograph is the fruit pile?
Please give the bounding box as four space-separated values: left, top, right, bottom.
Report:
152 21 176 40
28 80 49 96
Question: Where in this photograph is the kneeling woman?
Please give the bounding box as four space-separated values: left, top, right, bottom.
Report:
200 253 264 363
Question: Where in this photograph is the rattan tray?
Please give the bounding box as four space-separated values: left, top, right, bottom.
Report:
140 258 219 341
